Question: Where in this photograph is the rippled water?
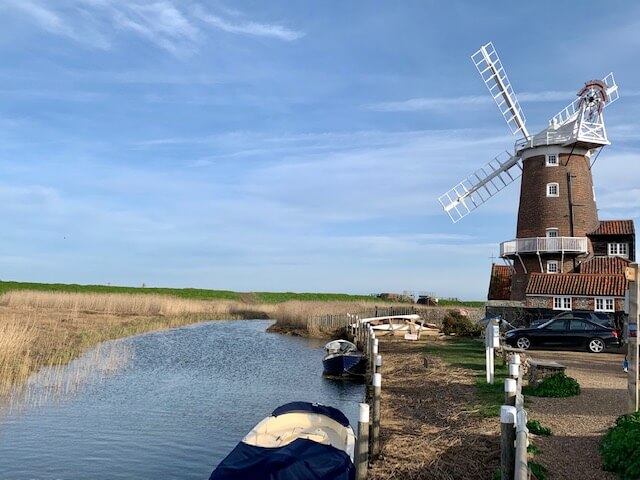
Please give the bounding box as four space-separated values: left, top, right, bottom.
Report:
0 320 364 480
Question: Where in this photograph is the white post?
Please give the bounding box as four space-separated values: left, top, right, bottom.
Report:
374 354 382 374
486 320 500 384
370 372 382 460
371 339 378 373
505 378 517 407
626 264 639 413
355 403 369 480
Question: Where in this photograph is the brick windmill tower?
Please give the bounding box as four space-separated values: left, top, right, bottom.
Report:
438 42 621 302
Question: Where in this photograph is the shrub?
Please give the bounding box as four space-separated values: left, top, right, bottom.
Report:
529 462 548 480
527 419 552 436
441 311 482 337
600 411 640 479
523 373 580 397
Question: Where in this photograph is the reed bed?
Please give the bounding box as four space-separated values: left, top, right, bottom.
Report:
0 290 277 405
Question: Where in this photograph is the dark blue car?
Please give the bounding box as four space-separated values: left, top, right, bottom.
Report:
504 318 620 353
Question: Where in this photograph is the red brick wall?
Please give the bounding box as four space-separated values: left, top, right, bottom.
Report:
516 152 599 238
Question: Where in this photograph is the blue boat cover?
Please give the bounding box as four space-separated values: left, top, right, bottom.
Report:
209 438 355 480
271 401 350 427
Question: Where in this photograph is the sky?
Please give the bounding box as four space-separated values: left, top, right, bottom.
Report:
0 0 639 299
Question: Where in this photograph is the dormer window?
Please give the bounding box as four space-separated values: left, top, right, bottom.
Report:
546 228 559 238
608 243 629 258
546 154 559 166
546 183 559 197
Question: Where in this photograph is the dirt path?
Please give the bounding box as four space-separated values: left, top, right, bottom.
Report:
523 348 627 480
367 338 501 480
366 338 627 479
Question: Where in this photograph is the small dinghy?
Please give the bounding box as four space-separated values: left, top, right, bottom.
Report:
209 401 356 480
322 340 367 376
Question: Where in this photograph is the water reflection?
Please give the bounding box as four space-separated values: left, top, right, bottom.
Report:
0 320 364 480
4 340 132 413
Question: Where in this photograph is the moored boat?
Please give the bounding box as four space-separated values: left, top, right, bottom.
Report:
209 401 356 480
351 314 439 338
322 340 367 376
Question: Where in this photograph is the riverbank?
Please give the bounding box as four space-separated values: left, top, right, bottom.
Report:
365 337 626 479
0 290 428 396
0 290 279 397
368 337 500 479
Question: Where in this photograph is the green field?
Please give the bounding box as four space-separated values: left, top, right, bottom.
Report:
0 280 483 305
0 281 382 303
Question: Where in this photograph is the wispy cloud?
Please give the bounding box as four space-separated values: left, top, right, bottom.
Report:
3 0 303 55
366 90 582 112
195 9 304 41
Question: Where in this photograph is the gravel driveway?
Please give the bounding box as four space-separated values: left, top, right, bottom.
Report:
523 346 628 479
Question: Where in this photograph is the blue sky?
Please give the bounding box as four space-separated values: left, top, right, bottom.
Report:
1 1 639 299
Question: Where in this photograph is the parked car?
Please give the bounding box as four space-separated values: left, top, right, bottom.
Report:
504 318 620 353
529 311 614 329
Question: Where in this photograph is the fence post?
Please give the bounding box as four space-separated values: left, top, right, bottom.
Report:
355 403 369 480
500 405 517 480
370 372 382 460
505 378 517 407
374 354 382 375
370 338 378 374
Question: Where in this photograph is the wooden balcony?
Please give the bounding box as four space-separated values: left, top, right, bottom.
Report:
500 237 588 257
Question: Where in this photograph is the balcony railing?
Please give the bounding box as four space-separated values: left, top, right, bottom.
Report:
500 237 588 257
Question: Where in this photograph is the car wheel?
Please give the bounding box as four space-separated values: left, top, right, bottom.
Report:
516 336 531 350
588 338 605 353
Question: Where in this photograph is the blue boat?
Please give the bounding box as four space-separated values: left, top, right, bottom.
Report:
322 340 367 376
209 402 356 480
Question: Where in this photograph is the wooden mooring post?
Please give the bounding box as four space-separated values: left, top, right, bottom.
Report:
370 372 381 460
355 403 369 480
504 378 516 407
500 405 516 480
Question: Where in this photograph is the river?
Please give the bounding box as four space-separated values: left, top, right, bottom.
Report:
0 320 364 479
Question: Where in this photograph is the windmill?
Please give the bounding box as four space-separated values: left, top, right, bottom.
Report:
438 42 620 300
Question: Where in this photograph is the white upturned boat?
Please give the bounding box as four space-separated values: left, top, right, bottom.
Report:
350 314 439 338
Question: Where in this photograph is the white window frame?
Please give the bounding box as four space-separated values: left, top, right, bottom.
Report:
546 153 559 166
608 242 629 258
553 296 572 311
594 297 615 312
546 228 559 238
546 183 559 197
546 260 559 274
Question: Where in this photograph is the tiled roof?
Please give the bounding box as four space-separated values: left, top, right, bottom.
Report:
488 264 512 300
526 273 626 297
580 256 631 275
588 220 635 236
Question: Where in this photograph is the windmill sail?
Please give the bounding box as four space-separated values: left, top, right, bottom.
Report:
438 152 522 223
471 42 529 138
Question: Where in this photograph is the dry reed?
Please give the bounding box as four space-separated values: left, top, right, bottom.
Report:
0 290 277 405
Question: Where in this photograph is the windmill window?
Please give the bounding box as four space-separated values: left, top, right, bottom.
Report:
546 183 559 197
546 154 559 166
546 260 559 273
608 243 629 258
595 297 615 312
546 228 559 238
553 296 572 311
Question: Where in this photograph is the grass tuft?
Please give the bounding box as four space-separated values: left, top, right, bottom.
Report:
425 338 507 417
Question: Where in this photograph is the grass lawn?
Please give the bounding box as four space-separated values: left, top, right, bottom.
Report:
426 337 507 417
